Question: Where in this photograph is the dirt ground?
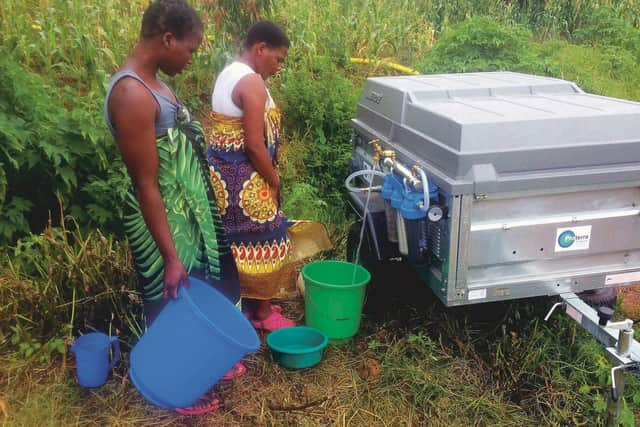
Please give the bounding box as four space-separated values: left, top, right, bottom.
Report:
618 285 640 319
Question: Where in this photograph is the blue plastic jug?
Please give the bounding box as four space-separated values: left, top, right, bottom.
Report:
129 276 260 409
70 332 120 388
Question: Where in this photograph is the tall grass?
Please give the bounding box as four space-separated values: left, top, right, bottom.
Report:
0 0 143 96
0 213 141 359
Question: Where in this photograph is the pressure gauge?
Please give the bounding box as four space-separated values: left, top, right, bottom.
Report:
427 205 444 222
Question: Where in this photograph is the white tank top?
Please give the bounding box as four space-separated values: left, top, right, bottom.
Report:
211 61 275 117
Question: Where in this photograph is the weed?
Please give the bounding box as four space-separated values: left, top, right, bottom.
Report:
0 54 128 244
1 213 141 357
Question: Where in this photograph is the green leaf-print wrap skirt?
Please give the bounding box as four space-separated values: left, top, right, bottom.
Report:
123 120 240 324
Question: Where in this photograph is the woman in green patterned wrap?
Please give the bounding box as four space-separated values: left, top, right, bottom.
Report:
104 0 240 416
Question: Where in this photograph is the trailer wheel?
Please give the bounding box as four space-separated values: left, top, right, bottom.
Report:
577 287 617 309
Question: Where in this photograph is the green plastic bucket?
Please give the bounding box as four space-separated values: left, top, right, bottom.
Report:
302 260 371 341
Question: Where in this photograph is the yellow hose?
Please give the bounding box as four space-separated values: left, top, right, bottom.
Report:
349 57 420 75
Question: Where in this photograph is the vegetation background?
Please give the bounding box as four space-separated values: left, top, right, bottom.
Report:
2 0 640 425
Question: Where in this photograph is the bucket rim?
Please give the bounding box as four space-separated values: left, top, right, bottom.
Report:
301 260 371 289
180 278 260 352
266 326 329 355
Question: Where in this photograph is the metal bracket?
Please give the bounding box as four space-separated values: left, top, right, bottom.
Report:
610 361 640 402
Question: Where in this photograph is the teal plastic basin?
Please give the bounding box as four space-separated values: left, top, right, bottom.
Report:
266 326 329 369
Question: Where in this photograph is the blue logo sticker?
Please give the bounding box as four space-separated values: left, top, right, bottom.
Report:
558 230 576 248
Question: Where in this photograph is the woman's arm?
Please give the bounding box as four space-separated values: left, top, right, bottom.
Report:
233 74 280 202
108 78 189 299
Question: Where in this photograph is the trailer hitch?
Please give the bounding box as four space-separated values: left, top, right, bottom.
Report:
545 293 640 425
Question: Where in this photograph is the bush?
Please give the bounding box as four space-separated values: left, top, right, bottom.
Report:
416 16 537 73
275 57 359 210
0 53 128 245
281 182 328 222
534 39 640 101
573 6 640 58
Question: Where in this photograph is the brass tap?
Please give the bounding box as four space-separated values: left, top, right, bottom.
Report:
369 139 382 163
381 150 396 161
368 138 396 164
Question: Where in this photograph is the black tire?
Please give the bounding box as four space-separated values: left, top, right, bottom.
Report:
578 287 617 309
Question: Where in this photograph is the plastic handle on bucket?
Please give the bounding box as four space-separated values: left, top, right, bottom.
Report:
108 336 121 370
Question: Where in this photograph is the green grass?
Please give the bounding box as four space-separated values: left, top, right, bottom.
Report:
1 221 638 425
3 290 639 425
535 40 640 101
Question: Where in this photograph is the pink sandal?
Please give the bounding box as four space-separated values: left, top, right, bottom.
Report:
175 393 220 416
243 303 281 315
270 304 282 313
250 310 295 331
221 362 247 381
243 304 282 321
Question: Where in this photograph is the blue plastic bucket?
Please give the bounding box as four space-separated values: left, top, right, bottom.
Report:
129 277 260 409
71 332 120 388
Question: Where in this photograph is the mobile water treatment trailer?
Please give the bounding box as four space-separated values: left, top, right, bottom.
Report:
347 72 640 424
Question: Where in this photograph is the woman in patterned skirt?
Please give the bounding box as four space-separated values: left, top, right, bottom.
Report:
207 21 331 331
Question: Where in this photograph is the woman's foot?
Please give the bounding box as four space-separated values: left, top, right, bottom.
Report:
244 300 295 331
243 303 281 320
175 392 220 416
250 310 295 331
221 362 247 381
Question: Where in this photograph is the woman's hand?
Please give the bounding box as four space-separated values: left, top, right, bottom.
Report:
162 256 190 299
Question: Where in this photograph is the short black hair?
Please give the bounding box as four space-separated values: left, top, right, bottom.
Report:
245 20 290 49
141 0 203 40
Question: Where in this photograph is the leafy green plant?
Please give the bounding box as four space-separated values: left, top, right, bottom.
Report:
275 57 359 211
417 16 538 73
9 325 67 362
573 6 640 59
281 182 328 222
0 53 129 244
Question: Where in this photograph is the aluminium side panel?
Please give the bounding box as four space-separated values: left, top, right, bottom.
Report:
441 186 640 306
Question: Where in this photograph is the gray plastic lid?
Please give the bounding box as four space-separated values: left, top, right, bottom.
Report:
353 72 640 194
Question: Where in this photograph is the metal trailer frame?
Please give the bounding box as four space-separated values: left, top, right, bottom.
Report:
348 72 640 424
546 294 640 426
